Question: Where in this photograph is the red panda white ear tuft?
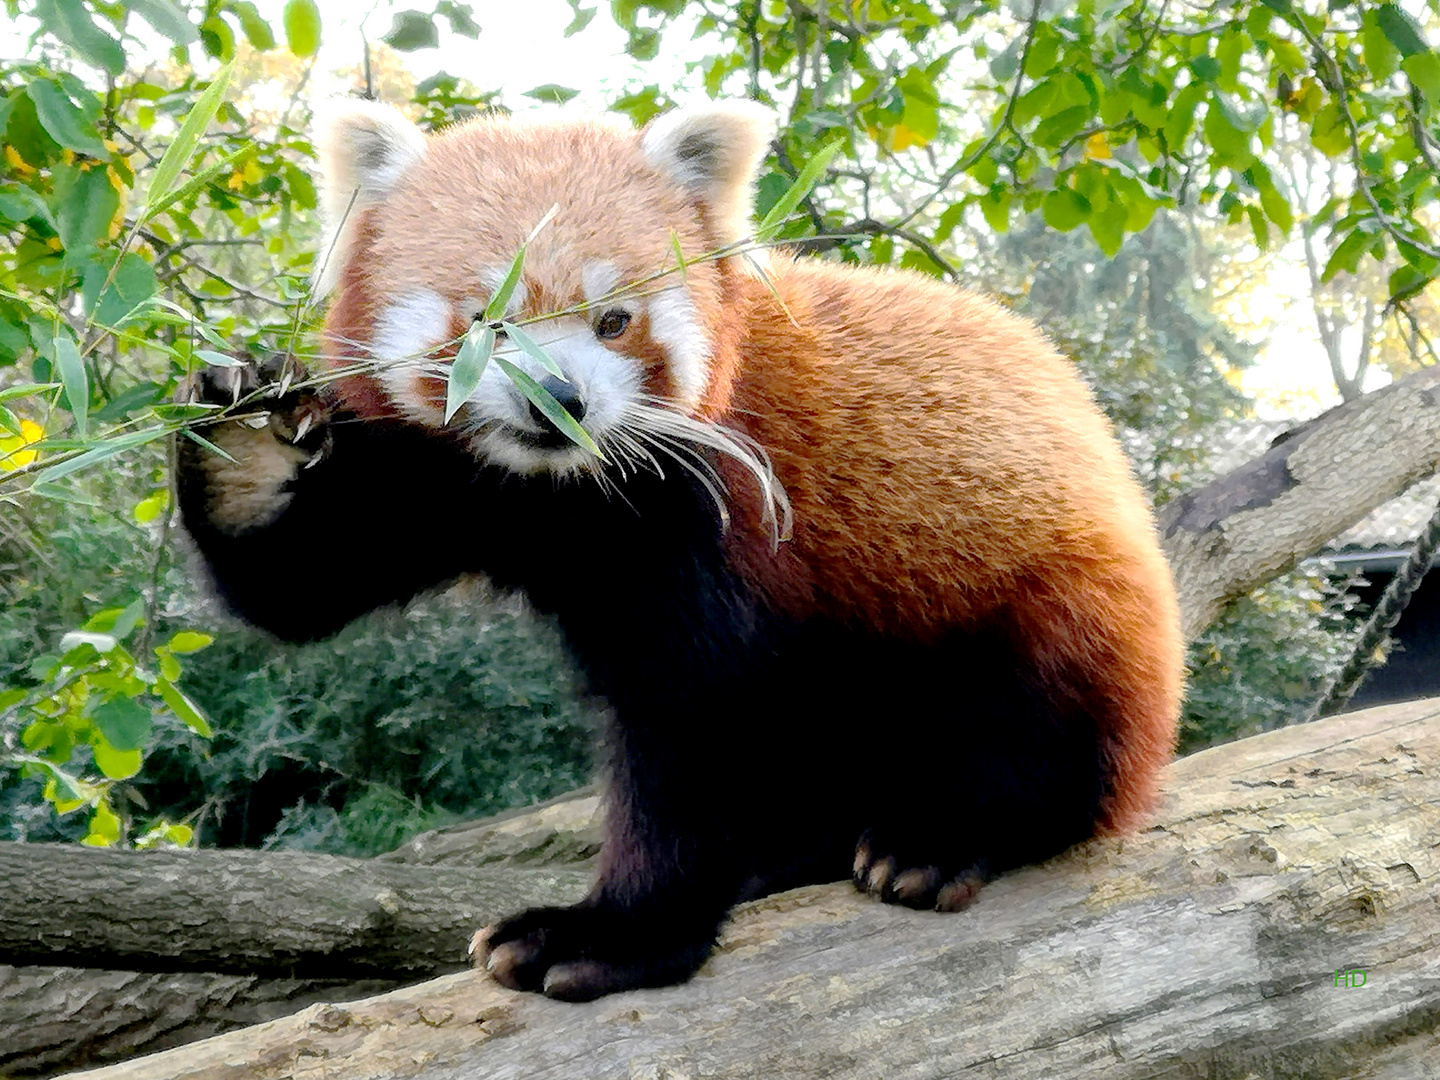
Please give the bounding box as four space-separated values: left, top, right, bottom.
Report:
641 100 776 248
312 100 427 295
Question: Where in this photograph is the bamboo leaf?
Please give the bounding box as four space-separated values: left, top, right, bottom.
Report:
144 143 249 224
499 321 564 378
34 426 171 484
144 61 235 222
755 140 842 242
484 248 526 324
493 356 604 460
53 334 88 440
179 427 235 462
445 324 494 423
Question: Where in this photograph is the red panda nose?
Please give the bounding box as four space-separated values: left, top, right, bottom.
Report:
530 376 587 428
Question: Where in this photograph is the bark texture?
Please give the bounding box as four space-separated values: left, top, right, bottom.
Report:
0 849 589 980
0 798 599 1078
1160 364 1440 640
59 699 1440 1080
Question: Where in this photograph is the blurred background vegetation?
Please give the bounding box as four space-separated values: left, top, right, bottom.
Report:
2 0 1437 854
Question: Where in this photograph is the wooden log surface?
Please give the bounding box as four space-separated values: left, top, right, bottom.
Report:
0 795 601 1077
0 848 589 980
61 698 1440 1080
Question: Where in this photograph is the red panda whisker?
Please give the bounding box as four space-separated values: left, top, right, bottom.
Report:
624 403 791 546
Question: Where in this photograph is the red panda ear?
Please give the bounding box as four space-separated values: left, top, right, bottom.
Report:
641 101 776 248
313 100 427 295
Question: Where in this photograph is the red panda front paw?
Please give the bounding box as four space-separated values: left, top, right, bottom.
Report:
852 828 990 912
179 354 331 460
475 903 716 1002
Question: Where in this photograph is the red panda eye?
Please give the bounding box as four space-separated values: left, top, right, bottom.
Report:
595 309 631 340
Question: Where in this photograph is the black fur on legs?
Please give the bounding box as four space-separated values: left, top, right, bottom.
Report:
180 398 1114 1000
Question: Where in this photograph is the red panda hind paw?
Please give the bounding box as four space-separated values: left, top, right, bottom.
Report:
852 830 990 912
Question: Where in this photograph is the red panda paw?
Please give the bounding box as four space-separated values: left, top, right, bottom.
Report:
178 353 331 461
852 829 990 913
475 903 717 1002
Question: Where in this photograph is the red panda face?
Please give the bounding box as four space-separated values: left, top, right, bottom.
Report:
316 102 774 479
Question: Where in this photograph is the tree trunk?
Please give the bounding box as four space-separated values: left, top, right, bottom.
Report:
55 698 1440 1080
1161 364 1440 640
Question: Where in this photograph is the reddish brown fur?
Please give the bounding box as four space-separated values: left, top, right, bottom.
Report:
322 111 1183 834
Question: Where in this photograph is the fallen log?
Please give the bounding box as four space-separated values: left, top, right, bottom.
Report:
59 698 1440 1080
0 850 589 980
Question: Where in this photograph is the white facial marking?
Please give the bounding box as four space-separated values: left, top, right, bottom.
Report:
582 261 621 306
373 289 450 415
646 287 710 408
461 315 642 477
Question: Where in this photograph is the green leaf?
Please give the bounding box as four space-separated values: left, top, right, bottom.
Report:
144 62 236 222
1363 12 1402 81
84 598 145 640
1403 52 1440 108
155 646 181 682
92 741 142 781
494 356 604 460
178 427 236 463
499 322 564 378
439 1 481 36
92 696 153 753
1321 226 1373 281
524 84 580 105
230 1 276 49
53 334 88 440
128 0 199 45
0 185 58 230
194 349 245 367
33 0 124 76
1043 187 1090 231
1032 105 1089 148
93 253 158 328
283 0 321 57
1024 24 1060 78
26 79 108 157
485 250 528 323
166 630 213 654
155 678 214 737
1310 102 1349 157
34 426 171 485
1389 263 1431 302
756 139 842 243
564 3 595 36
146 143 251 224
445 324 494 423
1258 180 1293 234
1377 4 1429 58
385 10 439 50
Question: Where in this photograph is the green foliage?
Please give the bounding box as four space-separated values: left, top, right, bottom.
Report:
0 598 214 847
611 1 1440 308
1182 568 1362 751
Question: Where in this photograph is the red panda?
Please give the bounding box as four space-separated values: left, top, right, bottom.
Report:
176 100 1183 1003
